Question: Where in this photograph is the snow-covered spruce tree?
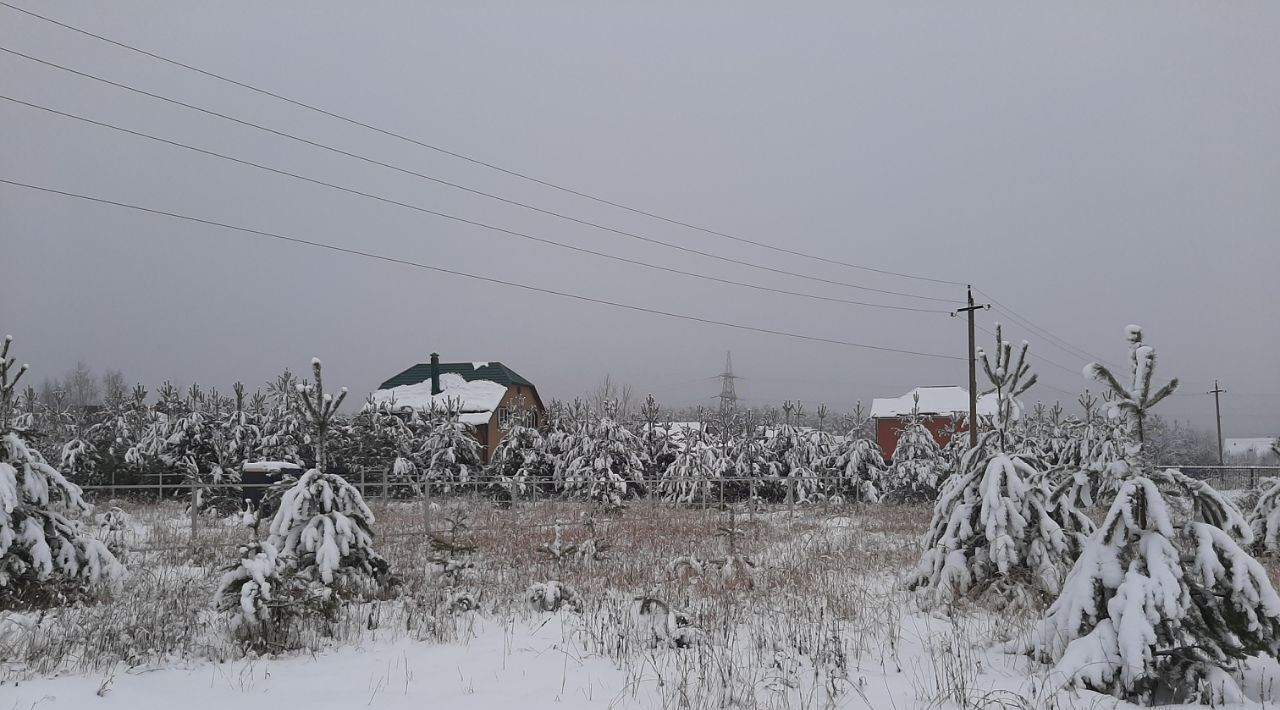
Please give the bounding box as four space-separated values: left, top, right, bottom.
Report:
263 360 387 610
659 423 718 504
418 401 484 494
1024 326 1280 704
1246 477 1280 557
260 369 310 465
489 398 552 502
762 402 828 504
636 393 676 482
559 400 646 506
1086 325 1180 447
829 417 887 503
883 395 948 503
908 332 1082 605
0 335 125 609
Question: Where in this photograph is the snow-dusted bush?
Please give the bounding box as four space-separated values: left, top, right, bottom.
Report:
1024 327 1280 703
419 404 484 492
658 426 718 504
211 541 290 645
489 400 552 500
909 335 1084 605
762 402 830 504
909 443 1079 605
1247 477 1280 556
262 360 388 608
558 401 645 506
829 435 886 503
0 336 125 608
1027 470 1279 703
883 397 948 503
526 580 581 612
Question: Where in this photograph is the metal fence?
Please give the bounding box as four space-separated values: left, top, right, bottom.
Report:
1159 465 1280 490
77 474 873 557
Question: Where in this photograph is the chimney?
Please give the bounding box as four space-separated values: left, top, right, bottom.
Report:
430 353 441 395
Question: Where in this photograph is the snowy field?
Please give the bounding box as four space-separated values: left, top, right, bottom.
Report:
4 497 1280 710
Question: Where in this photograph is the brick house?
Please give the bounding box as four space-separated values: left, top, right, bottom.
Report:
371 353 546 461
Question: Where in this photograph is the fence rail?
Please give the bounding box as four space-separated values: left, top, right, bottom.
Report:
80 466 1280 557
1159 465 1280 489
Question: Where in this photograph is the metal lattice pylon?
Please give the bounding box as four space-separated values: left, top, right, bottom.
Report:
718 351 738 412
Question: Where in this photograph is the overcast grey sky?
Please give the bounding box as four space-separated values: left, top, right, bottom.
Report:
2 1 1277 435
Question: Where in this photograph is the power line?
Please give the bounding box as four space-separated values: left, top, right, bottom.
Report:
0 177 966 362
0 45 954 310
0 1 1209 379
0 0 964 290
0 93 950 314
972 287 1116 367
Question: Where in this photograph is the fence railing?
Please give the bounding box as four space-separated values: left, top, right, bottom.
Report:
78 474 880 556
1159 465 1280 490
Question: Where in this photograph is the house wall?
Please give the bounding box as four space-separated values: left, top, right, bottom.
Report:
477 384 548 462
876 415 968 461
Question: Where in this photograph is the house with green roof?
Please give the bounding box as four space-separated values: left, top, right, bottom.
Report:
371 353 546 460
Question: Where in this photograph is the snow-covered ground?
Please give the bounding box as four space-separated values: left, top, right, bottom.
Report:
6 501 1280 709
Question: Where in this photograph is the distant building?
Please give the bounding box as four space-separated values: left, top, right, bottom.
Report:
371 354 546 460
1224 437 1280 465
870 385 1003 460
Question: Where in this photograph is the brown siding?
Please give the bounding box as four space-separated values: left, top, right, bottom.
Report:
478 384 549 462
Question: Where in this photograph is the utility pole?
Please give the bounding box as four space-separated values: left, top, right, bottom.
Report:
952 286 990 448
1208 380 1226 465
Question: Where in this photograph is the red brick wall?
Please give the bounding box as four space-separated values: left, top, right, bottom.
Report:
876 415 969 461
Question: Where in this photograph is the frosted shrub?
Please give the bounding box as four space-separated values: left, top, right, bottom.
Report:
216 358 384 637
883 396 948 503
419 405 484 492
526 580 581 612
489 401 552 501
909 443 1076 605
658 426 718 504
559 401 645 506
829 435 886 503
909 334 1082 605
0 336 125 609
269 468 388 597
1024 327 1280 704
211 541 295 647
1247 477 1280 556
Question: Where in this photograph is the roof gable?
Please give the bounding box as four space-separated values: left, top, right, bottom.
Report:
870 386 1003 419
378 361 534 390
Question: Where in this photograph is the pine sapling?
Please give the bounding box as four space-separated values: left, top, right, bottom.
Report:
0 335 125 609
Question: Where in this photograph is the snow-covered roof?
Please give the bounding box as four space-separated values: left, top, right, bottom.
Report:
370 372 507 416
242 461 305 473
1225 438 1278 460
870 386 1003 419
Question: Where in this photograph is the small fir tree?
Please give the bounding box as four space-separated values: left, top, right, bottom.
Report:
909 334 1081 605
261 359 387 610
1024 326 1280 704
0 335 125 608
883 395 948 503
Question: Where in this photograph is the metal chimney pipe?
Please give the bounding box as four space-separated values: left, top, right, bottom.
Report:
430 352 441 395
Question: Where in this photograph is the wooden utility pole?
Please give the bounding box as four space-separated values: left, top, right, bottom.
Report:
952 286 990 448
1209 380 1226 465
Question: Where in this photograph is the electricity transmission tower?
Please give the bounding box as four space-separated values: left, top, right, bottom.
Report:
718 351 739 412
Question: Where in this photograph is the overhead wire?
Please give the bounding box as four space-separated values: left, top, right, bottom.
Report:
0 0 964 290
0 1 1237 388
0 45 953 310
0 177 966 361
0 93 951 314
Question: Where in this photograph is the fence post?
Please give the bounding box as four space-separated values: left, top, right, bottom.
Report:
788 477 796 519
189 484 199 557
360 468 367 499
